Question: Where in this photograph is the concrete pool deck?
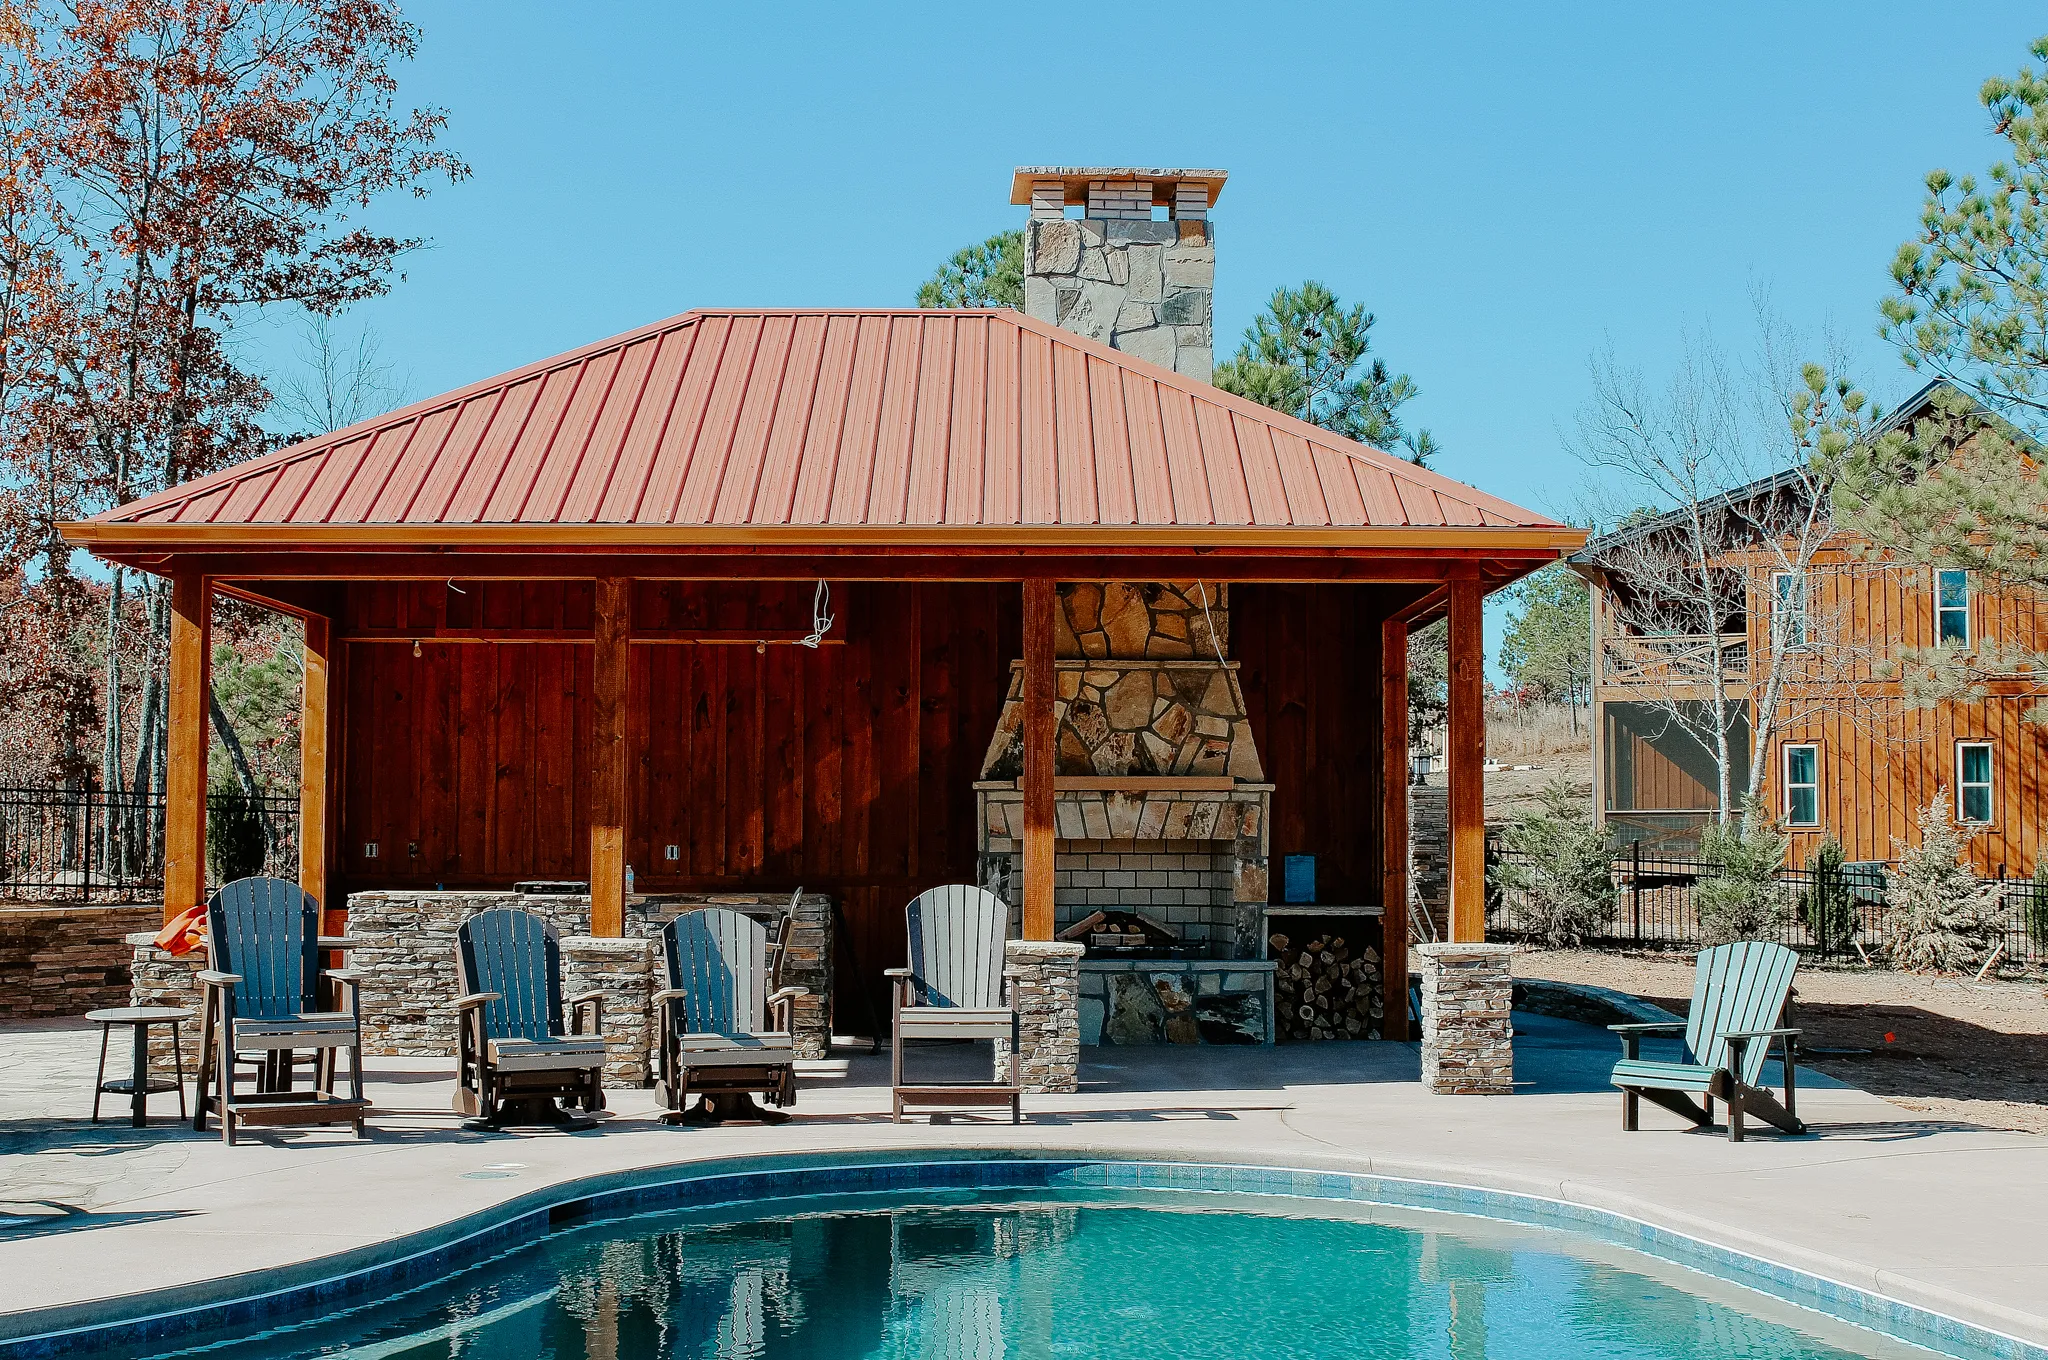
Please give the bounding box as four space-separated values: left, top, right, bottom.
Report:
1 1012 2044 1352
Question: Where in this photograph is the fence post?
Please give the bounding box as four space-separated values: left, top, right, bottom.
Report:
1631 840 1642 941
82 786 92 904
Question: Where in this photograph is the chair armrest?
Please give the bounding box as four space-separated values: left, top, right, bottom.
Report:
651 987 690 1005
1723 1027 1801 1040
448 991 501 1011
195 970 242 986
568 990 606 1008
568 990 604 1038
317 936 363 950
883 968 913 979
322 968 364 984
766 986 809 1005
1607 1022 1685 1034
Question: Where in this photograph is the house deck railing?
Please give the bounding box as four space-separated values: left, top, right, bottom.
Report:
1599 632 1750 685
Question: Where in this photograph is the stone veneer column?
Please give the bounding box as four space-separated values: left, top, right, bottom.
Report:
128 933 203 1079
1001 940 1082 1094
1416 942 1513 1095
559 935 656 1088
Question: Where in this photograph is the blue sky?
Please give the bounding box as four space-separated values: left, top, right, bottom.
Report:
256 1 2044 528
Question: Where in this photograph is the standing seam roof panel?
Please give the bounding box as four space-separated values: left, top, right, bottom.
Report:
87 308 1570 538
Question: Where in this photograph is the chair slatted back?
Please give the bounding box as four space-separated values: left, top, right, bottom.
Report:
663 909 768 1037
456 908 564 1043
1685 941 1799 1087
903 885 1007 1009
207 876 318 1021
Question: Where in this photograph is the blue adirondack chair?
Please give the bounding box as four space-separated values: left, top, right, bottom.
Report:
195 876 366 1144
654 907 808 1125
451 908 607 1131
885 884 1019 1125
1610 940 1808 1142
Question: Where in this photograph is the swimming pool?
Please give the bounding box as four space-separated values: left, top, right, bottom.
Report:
55 1160 2029 1360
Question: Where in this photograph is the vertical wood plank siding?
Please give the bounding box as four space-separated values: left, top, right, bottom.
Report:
336 580 1390 1020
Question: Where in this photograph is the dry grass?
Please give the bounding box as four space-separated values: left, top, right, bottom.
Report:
1488 699 1590 762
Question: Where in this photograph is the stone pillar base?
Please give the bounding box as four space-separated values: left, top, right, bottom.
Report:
1417 942 1513 1095
1002 940 1082 1094
560 936 656 1088
128 933 203 1080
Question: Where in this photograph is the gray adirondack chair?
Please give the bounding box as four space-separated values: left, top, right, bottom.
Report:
654 908 808 1124
1610 940 1808 1142
451 908 607 1131
195 876 366 1144
886 884 1019 1125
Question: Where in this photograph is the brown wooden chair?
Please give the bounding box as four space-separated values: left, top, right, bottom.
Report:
450 908 607 1131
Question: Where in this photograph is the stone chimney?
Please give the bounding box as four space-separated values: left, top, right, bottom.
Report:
1011 166 1224 382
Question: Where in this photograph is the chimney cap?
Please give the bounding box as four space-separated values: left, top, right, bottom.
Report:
1010 166 1228 207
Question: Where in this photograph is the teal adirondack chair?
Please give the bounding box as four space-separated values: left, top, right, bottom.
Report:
451 908 607 1131
195 876 366 1145
654 907 807 1125
886 884 1019 1125
1610 940 1808 1142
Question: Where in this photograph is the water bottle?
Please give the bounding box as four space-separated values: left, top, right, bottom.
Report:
625 864 635 897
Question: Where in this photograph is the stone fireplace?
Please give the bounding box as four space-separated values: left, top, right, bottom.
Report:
975 582 1277 1044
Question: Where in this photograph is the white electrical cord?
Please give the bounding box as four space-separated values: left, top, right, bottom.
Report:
1195 580 1227 667
799 580 835 649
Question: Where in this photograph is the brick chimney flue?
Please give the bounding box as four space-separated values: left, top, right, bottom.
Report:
1011 166 1223 382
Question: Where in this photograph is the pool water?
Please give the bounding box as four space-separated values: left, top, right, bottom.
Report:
132 1189 1964 1360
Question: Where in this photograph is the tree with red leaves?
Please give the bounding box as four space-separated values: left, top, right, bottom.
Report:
0 0 463 869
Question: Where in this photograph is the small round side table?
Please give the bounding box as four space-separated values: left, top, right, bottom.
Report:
86 1006 190 1128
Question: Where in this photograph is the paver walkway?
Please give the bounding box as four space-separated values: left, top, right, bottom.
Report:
1 1013 2043 1351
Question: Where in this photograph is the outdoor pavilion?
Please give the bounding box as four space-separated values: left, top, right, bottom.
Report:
62 306 1582 1037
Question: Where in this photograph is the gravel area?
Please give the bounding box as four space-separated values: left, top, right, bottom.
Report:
1515 949 2048 1135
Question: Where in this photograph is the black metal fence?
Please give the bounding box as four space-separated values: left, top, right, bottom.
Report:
0 784 300 903
1489 840 2048 966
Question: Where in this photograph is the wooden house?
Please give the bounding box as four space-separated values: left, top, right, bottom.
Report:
1575 381 2047 876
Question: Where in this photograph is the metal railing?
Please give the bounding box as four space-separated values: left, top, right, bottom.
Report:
1489 839 2048 966
0 784 300 903
1601 632 1749 684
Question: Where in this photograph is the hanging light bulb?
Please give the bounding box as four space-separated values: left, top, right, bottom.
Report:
412 639 422 658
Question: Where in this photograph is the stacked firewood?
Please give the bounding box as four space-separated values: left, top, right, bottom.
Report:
1269 932 1383 1041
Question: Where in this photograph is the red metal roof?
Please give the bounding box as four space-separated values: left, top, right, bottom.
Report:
80 308 1572 547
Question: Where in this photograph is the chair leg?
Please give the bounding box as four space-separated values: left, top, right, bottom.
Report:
91 1024 109 1124
1622 1088 1638 1132
173 1023 187 1120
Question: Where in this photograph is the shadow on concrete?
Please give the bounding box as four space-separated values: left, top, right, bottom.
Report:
0 1201 196 1240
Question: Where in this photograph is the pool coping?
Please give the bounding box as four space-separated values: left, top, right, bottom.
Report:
1 1146 2041 1360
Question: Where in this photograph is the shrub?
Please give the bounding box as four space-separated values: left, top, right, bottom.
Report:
207 792 269 886
2028 861 2048 954
1490 776 1616 947
1696 799 1789 946
1883 795 2007 973
1798 836 1860 953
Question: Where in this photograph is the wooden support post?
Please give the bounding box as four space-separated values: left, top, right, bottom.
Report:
164 574 212 921
1021 578 1057 941
299 615 332 915
1448 577 1487 943
1380 615 1411 1040
590 577 631 937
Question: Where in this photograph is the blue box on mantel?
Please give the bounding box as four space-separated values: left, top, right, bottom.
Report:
1283 855 1315 904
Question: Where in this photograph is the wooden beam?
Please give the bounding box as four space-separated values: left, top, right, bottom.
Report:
300 614 333 919
590 577 631 936
164 574 211 921
1021 579 1057 941
1380 615 1411 1040
1447 578 1487 943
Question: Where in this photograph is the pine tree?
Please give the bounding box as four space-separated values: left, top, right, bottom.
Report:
1213 282 1437 463
1884 797 2007 972
1797 836 1859 954
916 230 1023 309
1491 776 1616 946
1696 799 1790 945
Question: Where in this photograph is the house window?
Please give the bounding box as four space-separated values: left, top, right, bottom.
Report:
1937 569 1970 646
1782 744 1819 826
1772 572 1808 650
1956 742 1994 824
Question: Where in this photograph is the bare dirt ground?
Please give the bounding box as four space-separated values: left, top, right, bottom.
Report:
1517 948 2048 1134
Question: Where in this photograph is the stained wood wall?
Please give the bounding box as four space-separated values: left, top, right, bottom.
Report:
332 579 1390 1021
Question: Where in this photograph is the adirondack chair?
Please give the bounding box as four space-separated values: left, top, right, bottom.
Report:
450 908 608 1131
654 908 808 1124
886 884 1019 1125
1610 940 1808 1142
194 876 367 1145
